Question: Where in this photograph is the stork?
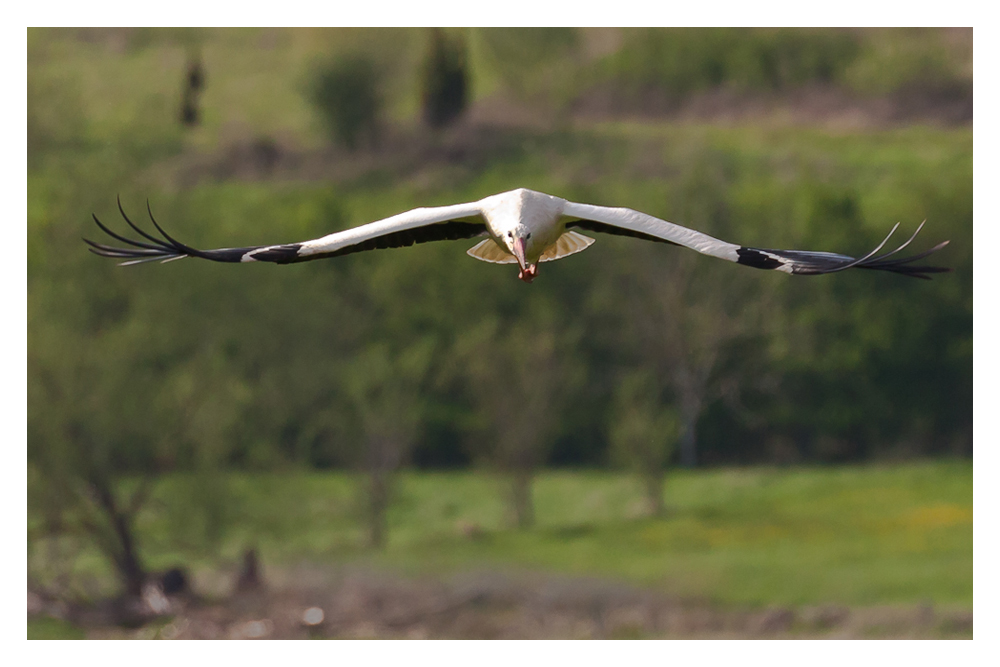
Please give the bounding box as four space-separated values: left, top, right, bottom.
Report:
86 188 950 282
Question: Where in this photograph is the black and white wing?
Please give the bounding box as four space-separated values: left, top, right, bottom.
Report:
85 198 489 266
562 201 950 280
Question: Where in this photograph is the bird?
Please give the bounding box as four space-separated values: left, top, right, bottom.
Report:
85 187 950 283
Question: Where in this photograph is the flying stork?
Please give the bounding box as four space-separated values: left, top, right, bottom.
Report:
86 188 950 282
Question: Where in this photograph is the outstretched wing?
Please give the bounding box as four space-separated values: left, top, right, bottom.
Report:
85 197 489 266
562 201 950 280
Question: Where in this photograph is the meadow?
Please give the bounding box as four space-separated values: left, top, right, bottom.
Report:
30 462 972 611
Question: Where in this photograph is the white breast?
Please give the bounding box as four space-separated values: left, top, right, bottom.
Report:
479 188 567 261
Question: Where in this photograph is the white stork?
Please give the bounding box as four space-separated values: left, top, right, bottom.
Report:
86 188 950 282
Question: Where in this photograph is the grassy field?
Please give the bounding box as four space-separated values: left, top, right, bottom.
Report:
30 461 972 613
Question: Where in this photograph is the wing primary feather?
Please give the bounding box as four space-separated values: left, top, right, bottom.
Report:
863 240 950 268
145 199 204 258
869 220 925 262
83 239 167 257
117 195 172 248
743 227 950 279
117 255 183 266
818 223 901 273
797 226 951 278
87 199 249 263
90 213 167 252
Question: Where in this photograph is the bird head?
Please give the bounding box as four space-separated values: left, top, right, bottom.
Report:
502 225 533 275
502 225 537 283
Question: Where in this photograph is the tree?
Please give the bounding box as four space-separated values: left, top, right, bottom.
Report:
457 315 578 528
608 369 680 516
342 340 432 548
29 319 155 598
308 55 383 151
611 245 769 467
179 49 205 127
421 28 469 129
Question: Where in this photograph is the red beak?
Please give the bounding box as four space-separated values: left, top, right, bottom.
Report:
512 236 528 271
512 236 537 283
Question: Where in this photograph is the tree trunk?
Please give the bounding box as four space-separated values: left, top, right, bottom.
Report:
368 469 389 549
673 352 716 469
111 512 146 597
678 401 700 468
679 425 697 468
510 471 535 529
235 548 261 592
643 472 665 517
88 476 146 597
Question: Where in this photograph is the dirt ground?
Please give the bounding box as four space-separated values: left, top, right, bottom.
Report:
29 566 973 640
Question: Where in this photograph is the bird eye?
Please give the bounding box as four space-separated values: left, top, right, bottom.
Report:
526 233 532 239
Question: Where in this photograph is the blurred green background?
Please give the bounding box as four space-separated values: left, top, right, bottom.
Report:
27 27 972 637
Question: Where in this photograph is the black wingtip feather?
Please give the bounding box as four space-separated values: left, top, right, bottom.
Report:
748 224 951 280
853 235 951 279
144 199 187 251
87 199 266 265
116 195 168 248
88 200 205 265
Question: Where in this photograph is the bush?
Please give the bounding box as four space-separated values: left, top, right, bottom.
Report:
308 55 382 150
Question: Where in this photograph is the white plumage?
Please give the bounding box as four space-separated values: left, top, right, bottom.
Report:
86 187 949 282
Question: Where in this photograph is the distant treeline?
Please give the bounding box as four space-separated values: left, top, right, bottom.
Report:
594 28 968 94
28 28 972 479
472 27 971 121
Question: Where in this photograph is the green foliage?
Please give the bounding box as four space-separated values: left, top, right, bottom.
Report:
842 28 971 96
308 55 383 150
27 72 91 166
586 28 970 112
421 28 469 129
477 27 582 109
596 28 862 98
344 340 434 449
609 370 679 515
343 341 435 547
161 469 235 551
456 312 584 527
610 371 679 469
